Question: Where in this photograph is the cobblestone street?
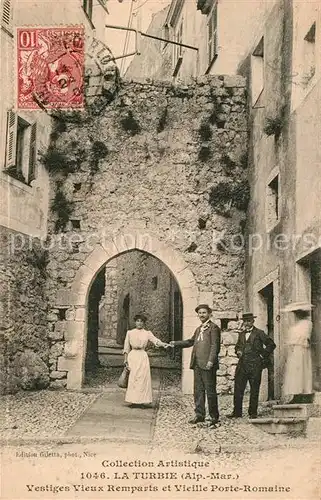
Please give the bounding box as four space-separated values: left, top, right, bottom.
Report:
1 371 319 451
1 372 320 499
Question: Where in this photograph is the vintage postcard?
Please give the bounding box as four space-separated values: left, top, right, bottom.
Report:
0 0 320 499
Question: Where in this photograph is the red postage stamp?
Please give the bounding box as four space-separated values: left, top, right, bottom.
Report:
17 26 85 110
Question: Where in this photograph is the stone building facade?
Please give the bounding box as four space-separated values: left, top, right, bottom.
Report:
125 0 321 401
44 75 248 393
0 0 110 394
242 0 321 397
125 0 278 82
5 0 319 400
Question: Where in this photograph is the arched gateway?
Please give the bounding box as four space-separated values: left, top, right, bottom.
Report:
55 229 200 394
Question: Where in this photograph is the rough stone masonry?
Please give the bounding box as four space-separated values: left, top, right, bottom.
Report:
0 227 50 394
43 74 249 393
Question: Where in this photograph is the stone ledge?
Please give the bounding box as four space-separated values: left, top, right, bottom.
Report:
223 75 246 88
249 417 308 435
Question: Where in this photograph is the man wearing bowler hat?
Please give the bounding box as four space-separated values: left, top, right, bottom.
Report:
228 312 276 419
170 304 221 427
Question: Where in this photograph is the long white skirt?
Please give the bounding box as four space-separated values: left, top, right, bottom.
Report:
125 350 152 404
283 345 312 395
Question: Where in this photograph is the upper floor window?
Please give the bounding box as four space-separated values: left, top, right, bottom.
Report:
152 276 158 290
251 37 264 106
1 0 12 34
207 1 218 68
4 110 37 185
162 23 170 49
165 0 185 76
302 22 316 87
83 0 93 21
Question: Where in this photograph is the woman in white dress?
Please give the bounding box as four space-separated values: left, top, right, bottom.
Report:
282 303 313 400
123 314 170 407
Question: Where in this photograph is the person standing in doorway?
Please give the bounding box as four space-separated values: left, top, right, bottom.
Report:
170 304 221 428
281 302 314 402
228 312 276 419
123 314 170 407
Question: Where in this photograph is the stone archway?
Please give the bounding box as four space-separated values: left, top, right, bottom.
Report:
55 229 200 394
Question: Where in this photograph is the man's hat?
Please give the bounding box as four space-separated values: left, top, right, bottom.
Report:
134 313 147 322
195 304 212 313
241 312 257 320
281 302 314 312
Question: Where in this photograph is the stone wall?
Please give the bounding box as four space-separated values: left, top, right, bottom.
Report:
99 251 175 345
99 262 118 341
44 75 248 388
0 227 50 394
218 325 239 394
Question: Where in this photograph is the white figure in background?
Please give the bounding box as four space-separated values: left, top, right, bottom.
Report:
282 302 314 401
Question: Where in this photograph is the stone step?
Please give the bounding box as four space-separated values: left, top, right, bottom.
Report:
273 404 308 418
98 337 124 349
98 353 180 369
249 417 308 435
98 347 169 356
99 347 123 355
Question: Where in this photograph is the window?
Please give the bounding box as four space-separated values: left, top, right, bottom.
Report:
164 24 169 40
162 24 170 52
302 22 316 86
71 219 81 230
152 276 158 290
83 0 93 21
1 0 12 33
4 110 37 185
58 308 67 321
173 18 183 76
251 37 264 106
207 2 218 67
266 172 280 230
166 0 185 76
73 183 82 192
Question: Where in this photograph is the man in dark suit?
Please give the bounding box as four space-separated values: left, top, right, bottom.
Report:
170 304 221 427
228 312 276 419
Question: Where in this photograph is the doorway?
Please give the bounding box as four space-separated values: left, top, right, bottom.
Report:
85 267 105 372
257 282 275 400
168 277 183 362
117 293 130 345
84 250 183 387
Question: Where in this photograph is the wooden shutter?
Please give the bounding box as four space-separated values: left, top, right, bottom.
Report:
5 110 17 168
213 3 218 57
208 3 217 65
2 0 12 28
28 122 37 183
208 14 213 64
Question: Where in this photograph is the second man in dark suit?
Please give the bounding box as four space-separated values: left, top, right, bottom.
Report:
170 304 221 427
228 312 276 419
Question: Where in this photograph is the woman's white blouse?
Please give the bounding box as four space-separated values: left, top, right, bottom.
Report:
123 328 163 354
